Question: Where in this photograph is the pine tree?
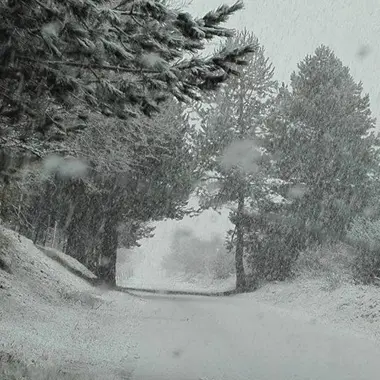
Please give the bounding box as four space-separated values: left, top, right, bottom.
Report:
267 45 379 242
0 0 256 285
0 0 254 164
16 97 196 284
193 30 277 291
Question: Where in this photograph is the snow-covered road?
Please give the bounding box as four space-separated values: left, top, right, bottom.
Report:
131 291 380 380
2 227 380 380
3 284 380 379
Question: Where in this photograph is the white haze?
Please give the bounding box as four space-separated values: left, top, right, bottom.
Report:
220 139 262 173
42 155 88 179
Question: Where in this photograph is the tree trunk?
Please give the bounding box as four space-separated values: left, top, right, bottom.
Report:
66 209 87 263
235 187 247 291
33 222 42 245
96 212 118 286
42 214 51 246
32 183 52 245
0 182 8 222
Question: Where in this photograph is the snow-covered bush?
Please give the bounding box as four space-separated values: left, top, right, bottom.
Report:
346 216 380 284
295 242 355 290
162 227 234 281
244 213 303 283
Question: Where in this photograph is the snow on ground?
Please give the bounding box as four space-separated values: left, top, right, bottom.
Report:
126 271 236 293
0 226 145 379
130 290 380 380
2 223 380 379
251 277 380 342
37 245 97 280
117 203 380 345
0 226 97 304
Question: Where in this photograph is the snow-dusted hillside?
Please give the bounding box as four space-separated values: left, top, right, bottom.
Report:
0 226 144 379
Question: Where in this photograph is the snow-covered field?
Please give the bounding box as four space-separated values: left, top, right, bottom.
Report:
2 226 380 379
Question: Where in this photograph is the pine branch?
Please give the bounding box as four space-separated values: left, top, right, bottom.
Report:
0 84 37 118
17 57 155 74
202 0 244 27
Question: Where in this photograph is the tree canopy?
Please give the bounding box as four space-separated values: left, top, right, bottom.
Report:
267 45 380 241
0 0 253 160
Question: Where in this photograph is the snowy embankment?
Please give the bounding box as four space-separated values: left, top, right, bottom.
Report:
0 226 145 379
253 278 380 342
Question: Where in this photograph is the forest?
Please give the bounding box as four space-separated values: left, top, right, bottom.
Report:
1 0 380 292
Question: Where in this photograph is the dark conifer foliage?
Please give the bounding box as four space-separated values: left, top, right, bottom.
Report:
0 0 253 155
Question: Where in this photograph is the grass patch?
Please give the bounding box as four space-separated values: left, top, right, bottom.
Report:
0 351 83 380
295 242 355 290
0 351 132 379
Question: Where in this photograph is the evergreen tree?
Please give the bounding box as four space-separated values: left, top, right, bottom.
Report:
0 0 257 285
14 98 195 284
193 30 277 290
0 0 253 165
267 45 379 243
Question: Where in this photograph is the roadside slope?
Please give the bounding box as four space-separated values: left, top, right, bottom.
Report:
0 227 145 379
252 277 380 342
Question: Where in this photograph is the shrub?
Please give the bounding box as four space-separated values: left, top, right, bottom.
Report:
295 242 355 289
346 216 380 284
244 214 304 282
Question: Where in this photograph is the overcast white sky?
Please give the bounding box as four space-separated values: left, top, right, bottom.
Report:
187 0 380 129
